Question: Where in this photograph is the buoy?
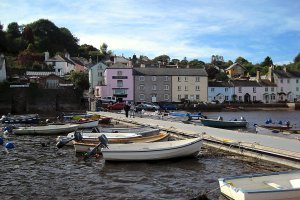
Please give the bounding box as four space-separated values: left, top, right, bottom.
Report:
5 142 15 149
0 137 3 145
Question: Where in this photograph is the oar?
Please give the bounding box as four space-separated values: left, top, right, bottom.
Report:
85 134 109 158
56 131 83 148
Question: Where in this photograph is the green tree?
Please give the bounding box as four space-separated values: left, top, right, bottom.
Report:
188 59 205 68
6 22 21 38
294 53 300 63
69 71 89 91
215 72 229 81
153 55 170 64
235 56 249 65
261 56 273 67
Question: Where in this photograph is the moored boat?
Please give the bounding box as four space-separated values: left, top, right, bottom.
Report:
0 114 40 124
76 120 99 129
100 137 203 161
218 170 300 200
74 131 170 153
13 124 79 135
200 116 248 128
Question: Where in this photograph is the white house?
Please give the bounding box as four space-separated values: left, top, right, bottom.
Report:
44 52 75 76
231 80 263 103
88 62 108 91
208 81 234 103
0 54 6 82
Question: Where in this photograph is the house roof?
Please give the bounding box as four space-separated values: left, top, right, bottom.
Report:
208 81 233 87
274 70 300 78
26 71 61 77
259 79 277 87
225 63 247 71
108 62 132 69
133 68 207 76
231 80 261 87
89 62 107 69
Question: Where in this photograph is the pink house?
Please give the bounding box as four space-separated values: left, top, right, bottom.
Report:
95 63 134 102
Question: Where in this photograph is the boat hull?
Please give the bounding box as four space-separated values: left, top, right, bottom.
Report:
13 124 79 135
201 119 248 128
101 137 202 161
74 132 170 152
76 120 99 128
219 171 300 200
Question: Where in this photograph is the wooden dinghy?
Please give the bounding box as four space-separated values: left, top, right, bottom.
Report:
100 137 202 161
218 170 300 200
74 131 170 153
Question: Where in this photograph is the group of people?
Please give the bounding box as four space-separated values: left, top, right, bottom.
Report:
124 102 135 118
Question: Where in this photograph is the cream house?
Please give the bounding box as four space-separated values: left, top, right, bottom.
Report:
171 68 208 102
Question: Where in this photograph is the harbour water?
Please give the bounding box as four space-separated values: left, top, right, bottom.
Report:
0 110 299 200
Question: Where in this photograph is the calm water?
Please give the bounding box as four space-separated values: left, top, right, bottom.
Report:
0 110 298 200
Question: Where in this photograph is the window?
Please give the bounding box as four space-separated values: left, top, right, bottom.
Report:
178 86 181 91
238 87 242 93
152 85 157 90
139 85 144 90
225 88 228 92
184 77 188 82
164 76 169 81
178 77 181 82
287 79 290 84
265 87 268 92
271 94 275 100
271 87 274 92
225 96 229 101
184 86 188 91
211 88 215 92
196 76 200 82
281 87 283 92
164 94 169 100
238 96 242 101
190 95 194 100
97 66 102 70
178 95 181 100
253 87 256 93
117 80 123 87
297 79 299 84
195 86 200 91
164 85 169 90
185 94 188 99
297 87 299 92
196 95 200 100
139 94 145 100
117 71 122 76
152 76 157 81
139 76 145 81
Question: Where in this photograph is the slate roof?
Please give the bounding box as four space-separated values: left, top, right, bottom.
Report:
108 62 132 69
132 68 207 76
208 81 233 87
231 80 261 87
274 70 300 78
259 79 277 87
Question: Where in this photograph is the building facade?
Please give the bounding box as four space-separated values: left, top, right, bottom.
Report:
208 81 234 103
88 62 107 91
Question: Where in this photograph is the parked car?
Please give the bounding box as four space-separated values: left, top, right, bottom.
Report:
107 102 125 110
160 103 177 110
135 103 160 111
98 96 117 104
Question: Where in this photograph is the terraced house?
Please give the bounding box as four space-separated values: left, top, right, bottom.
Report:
133 68 208 103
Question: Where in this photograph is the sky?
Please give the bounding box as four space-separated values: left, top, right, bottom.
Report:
1 0 300 64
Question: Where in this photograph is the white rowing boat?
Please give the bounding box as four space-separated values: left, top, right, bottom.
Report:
101 137 202 161
218 170 300 200
13 124 79 135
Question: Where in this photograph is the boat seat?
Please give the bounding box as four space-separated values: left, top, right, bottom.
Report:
263 181 285 189
290 179 300 188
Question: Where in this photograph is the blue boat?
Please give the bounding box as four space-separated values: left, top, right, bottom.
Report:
169 112 203 120
200 116 248 128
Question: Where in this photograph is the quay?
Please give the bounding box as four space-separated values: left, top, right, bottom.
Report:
89 111 300 169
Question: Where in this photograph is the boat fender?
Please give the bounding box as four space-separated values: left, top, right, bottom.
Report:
5 142 15 149
0 137 3 145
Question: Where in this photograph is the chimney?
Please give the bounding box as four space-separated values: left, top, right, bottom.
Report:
65 52 70 59
283 66 287 72
45 51 49 61
268 65 274 82
256 70 261 81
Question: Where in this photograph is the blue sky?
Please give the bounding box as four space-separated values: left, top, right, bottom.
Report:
1 0 300 64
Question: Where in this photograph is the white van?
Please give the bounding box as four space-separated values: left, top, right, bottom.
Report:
98 96 117 104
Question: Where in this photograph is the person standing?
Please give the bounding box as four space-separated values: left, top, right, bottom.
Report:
129 103 135 118
124 102 130 118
